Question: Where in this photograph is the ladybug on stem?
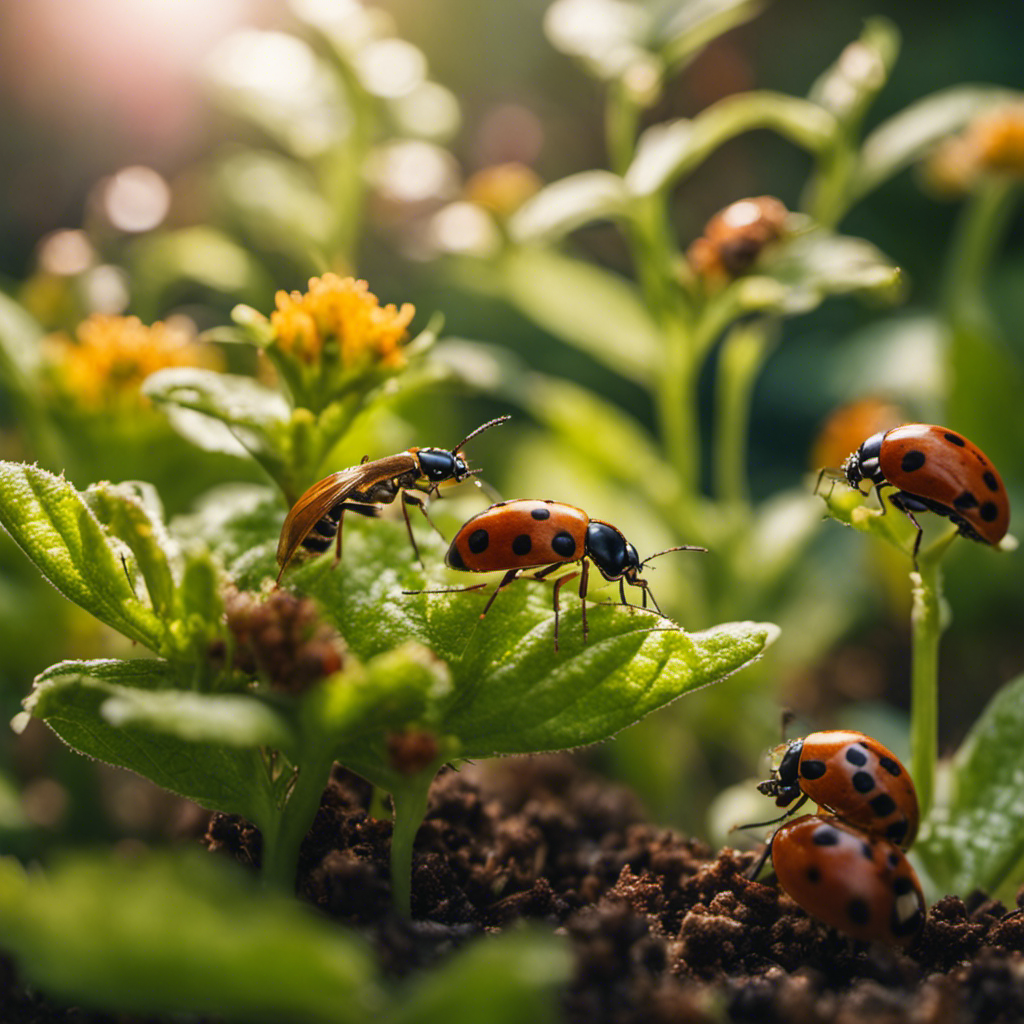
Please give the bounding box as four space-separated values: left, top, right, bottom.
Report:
757 813 926 947
833 423 1010 564
753 730 919 849
408 498 704 650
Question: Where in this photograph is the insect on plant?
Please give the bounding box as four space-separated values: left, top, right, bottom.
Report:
410 498 706 650
820 423 1010 565
276 415 510 582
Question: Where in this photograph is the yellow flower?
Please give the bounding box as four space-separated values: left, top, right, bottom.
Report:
44 314 219 410
464 162 542 219
269 274 415 370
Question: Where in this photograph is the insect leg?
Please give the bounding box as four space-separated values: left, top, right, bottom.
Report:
550 570 581 653
479 568 521 619
745 835 776 882
399 491 424 567
578 558 590 643
735 794 808 833
333 509 345 566
405 490 446 539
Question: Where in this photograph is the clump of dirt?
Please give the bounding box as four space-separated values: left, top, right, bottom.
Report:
6 756 1024 1022
207 755 1024 1022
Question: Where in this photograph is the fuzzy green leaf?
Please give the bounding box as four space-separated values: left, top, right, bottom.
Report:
0 462 166 651
495 247 661 385
626 92 836 196
20 660 277 823
918 673 1024 898
509 171 631 243
854 85 1024 198
290 519 778 759
0 852 382 1024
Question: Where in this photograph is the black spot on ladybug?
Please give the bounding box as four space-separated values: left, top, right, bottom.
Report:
806 866 821 883
893 876 915 896
551 532 577 558
878 756 902 777
847 898 871 925
812 825 840 847
870 794 897 817
845 747 868 767
944 433 966 447
901 450 926 472
447 545 466 570
531 507 551 520
800 760 827 780
852 771 875 793
468 529 490 554
886 821 908 845
983 471 1000 492
954 491 979 510
861 842 874 861
980 502 999 522
512 534 533 556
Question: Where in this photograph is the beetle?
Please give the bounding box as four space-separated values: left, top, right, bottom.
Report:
754 730 919 849
838 423 1010 563
757 814 925 947
276 415 509 583
416 498 704 650
687 195 789 280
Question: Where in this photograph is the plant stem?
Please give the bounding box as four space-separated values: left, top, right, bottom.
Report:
260 750 335 892
389 770 436 919
908 534 954 819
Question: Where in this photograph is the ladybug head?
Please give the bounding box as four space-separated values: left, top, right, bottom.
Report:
756 737 805 806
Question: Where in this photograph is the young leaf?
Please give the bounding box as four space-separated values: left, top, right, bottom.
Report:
20 659 279 823
853 85 1024 199
0 852 383 1024
658 0 765 74
917 673 1024 898
626 93 836 196
494 247 660 385
290 518 779 758
0 462 166 651
509 170 631 243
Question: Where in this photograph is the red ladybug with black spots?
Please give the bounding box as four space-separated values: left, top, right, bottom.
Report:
756 730 919 849
841 423 1010 562
765 814 926 947
435 498 704 650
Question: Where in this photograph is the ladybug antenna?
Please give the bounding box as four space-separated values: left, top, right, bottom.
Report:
813 466 845 497
471 476 503 503
638 544 707 570
452 414 511 454
780 708 796 740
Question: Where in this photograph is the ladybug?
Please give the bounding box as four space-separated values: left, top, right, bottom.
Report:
276 415 509 582
687 195 789 281
756 730 919 849
762 813 925 947
840 423 1010 562
422 499 704 650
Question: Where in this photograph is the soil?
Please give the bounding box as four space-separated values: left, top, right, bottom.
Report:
6 755 1024 1023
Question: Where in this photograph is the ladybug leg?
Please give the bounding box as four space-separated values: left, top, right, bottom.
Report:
736 793 808 833
746 833 776 882
887 491 926 567
551 570 581 652
578 558 590 644
479 568 521 619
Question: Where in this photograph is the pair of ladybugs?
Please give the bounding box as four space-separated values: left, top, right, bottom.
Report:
276 416 703 648
747 730 925 947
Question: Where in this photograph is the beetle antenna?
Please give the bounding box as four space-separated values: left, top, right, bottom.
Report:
452 414 511 453
734 794 808 833
638 544 707 569
471 476 503 503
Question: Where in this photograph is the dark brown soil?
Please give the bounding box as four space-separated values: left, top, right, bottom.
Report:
6 756 1024 1022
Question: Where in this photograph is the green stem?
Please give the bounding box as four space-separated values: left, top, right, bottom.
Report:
389 770 436 919
943 178 1017 328
260 749 336 892
606 83 640 176
909 533 954 819
712 321 776 507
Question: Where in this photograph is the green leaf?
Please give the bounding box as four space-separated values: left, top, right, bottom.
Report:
0 462 166 651
391 928 571 1024
496 247 661 385
732 228 903 316
509 171 631 243
543 0 651 81
82 480 178 619
626 92 837 196
0 288 44 379
853 85 1024 199
917 673 1024 898
807 17 899 125
291 518 779 758
0 852 382 1024
20 659 276 823
658 0 766 74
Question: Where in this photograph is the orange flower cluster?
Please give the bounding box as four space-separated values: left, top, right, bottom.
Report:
269 274 415 369
926 105 1024 194
44 314 218 409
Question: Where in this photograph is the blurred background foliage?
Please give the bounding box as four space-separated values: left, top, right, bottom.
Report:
0 0 1022 854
